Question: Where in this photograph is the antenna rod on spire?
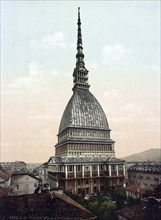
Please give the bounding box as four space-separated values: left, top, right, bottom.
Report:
76 7 84 66
78 7 80 18
77 7 82 47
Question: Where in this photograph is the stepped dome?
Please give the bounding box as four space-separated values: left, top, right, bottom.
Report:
59 88 109 133
58 8 109 135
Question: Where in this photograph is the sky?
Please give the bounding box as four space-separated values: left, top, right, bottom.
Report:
1 0 160 163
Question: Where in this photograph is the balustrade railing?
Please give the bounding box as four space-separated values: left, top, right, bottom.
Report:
100 171 109 176
84 171 90 177
64 169 123 179
111 171 117 176
76 172 82 178
68 172 74 178
92 171 98 177
118 171 124 176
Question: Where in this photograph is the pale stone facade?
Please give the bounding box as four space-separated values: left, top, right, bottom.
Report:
128 162 161 190
125 162 161 199
11 173 40 195
48 157 125 195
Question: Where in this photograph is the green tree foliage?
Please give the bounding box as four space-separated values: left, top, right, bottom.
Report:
110 187 126 209
64 192 117 220
89 199 117 220
64 187 141 220
127 196 141 206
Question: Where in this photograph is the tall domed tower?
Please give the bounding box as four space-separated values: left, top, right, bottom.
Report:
56 8 114 158
48 8 125 195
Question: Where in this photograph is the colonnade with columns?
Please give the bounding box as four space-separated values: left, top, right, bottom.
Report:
64 164 125 179
48 163 126 195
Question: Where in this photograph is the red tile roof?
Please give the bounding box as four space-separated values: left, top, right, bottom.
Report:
0 191 96 219
0 186 9 197
125 186 152 195
118 204 146 220
0 170 11 180
11 172 40 180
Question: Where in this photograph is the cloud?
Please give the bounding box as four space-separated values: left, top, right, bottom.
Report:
28 62 43 76
45 102 60 107
31 32 74 49
120 103 145 117
103 89 120 100
3 62 59 90
29 114 61 120
139 63 160 75
50 70 59 77
103 89 147 123
41 129 53 138
89 61 98 70
101 44 131 64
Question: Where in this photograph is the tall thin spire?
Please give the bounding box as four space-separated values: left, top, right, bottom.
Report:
72 7 90 91
76 7 84 68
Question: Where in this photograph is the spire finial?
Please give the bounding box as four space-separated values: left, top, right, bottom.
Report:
72 8 90 91
76 7 84 68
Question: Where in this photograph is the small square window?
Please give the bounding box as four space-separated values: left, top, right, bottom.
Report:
86 179 89 184
78 180 81 186
86 188 89 194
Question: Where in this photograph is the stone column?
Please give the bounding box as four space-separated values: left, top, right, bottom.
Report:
116 165 119 176
56 180 59 188
74 180 77 194
109 164 111 177
65 165 68 178
90 179 93 195
82 165 85 178
74 165 76 178
97 180 100 193
90 165 92 178
123 164 126 176
97 165 100 177
123 164 126 187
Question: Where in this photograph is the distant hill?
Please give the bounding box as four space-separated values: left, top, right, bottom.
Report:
121 148 161 162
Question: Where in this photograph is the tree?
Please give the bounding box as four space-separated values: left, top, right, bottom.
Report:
110 187 126 209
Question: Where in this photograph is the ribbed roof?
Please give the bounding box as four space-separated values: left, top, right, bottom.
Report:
48 156 125 164
59 89 109 133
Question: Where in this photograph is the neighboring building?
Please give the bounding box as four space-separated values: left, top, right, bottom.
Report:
10 161 27 173
117 197 161 220
0 191 96 219
48 8 125 196
125 186 152 200
10 172 40 195
117 204 145 220
0 186 9 197
33 162 48 184
0 168 11 188
0 161 27 173
125 162 161 199
0 163 11 172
